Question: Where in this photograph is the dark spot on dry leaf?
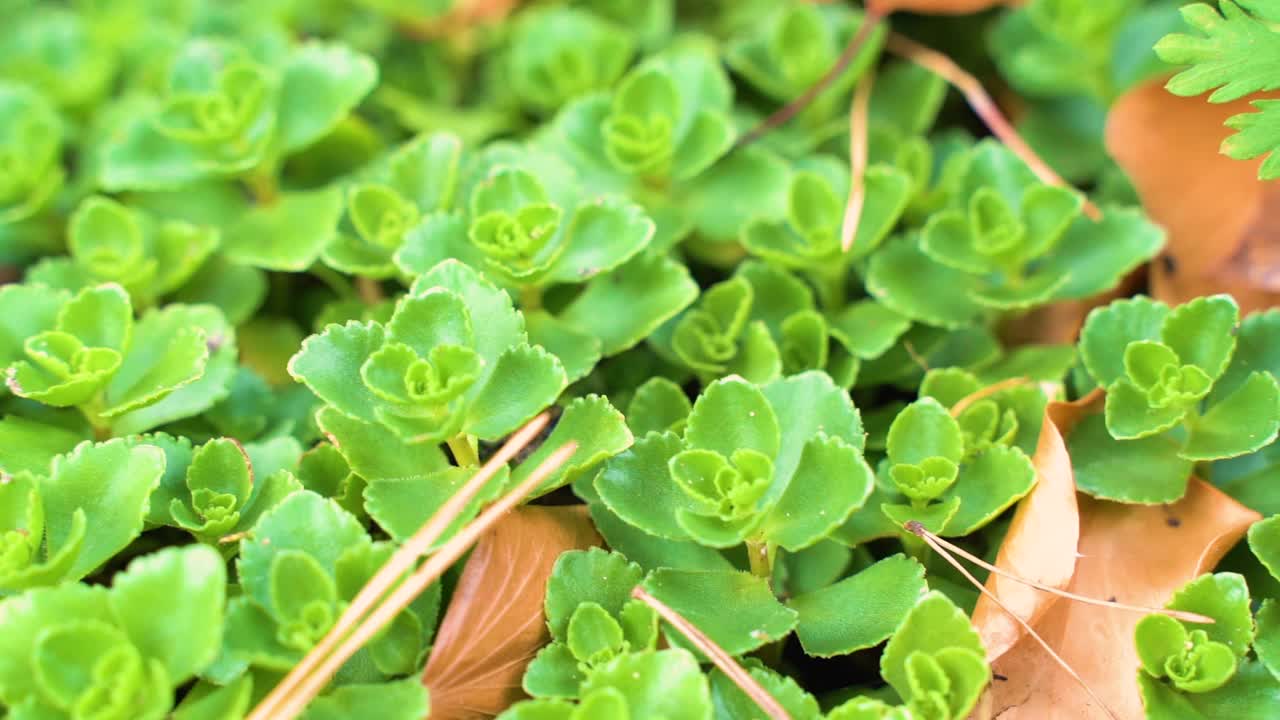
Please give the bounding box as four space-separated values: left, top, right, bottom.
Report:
1166 517 1181 528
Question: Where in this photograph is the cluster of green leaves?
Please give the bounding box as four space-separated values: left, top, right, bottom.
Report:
0 0 1277 719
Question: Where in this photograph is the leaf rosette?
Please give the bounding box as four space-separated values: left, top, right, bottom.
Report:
290 259 567 444
1071 295 1280 502
596 372 873 553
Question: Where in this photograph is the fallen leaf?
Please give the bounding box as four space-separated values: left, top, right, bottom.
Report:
984 476 1260 719
971 391 1095 662
1106 79 1280 313
869 0 1012 14
421 504 601 719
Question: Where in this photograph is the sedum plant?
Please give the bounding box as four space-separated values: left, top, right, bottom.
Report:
0 1 1278 719
1072 294 1280 502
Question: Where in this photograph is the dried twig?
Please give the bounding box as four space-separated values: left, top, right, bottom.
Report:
736 6 887 148
884 33 1101 220
842 71 876 253
248 413 565 720
632 587 791 720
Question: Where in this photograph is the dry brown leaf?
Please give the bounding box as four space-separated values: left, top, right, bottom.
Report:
1106 79 1280 313
984 473 1260 719
421 504 601 719
970 391 1096 662
869 0 1012 14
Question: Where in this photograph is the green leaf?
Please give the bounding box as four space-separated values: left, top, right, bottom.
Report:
314 405 450 480
1183 371 1280 461
300 679 430 720
1256 600 1280 681
559 252 698 355
99 305 210 418
511 394 632 497
788 554 927 657
1222 99 1280 179
1068 413 1192 503
1167 573 1255 655
237 491 369 613
526 311 602 383
1162 294 1239 381
828 300 911 361
172 676 253 720
587 502 734 574
595 432 694 540
1249 515 1280 582
1080 295 1170 386
760 435 873 551
223 187 345 271
887 398 965 466
626 377 692 436
0 583 114 707
0 283 67 367
278 43 378 153
465 344 567 440
943 445 1037 536
1156 0 1280 102
642 569 797 655
1040 207 1165 300
579 650 712 720
866 237 985 329
289 321 385 425
44 439 164 582
108 545 226 684
546 549 646 641
685 376 780 459
364 465 508 547
709 663 822 720
880 591 986 709
1104 378 1190 441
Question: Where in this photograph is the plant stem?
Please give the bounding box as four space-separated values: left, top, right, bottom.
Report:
355 277 384 306
746 540 776 585
519 284 543 312
810 268 847 310
244 167 279 206
310 265 357 299
447 434 480 467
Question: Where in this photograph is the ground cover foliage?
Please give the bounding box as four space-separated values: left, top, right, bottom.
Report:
1 0 1280 718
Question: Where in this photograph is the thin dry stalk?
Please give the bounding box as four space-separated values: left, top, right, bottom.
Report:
841 71 876 253
884 33 1102 221
271 442 579 720
632 587 791 720
908 522 1214 624
736 6 887 148
905 522 1121 720
248 413 552 720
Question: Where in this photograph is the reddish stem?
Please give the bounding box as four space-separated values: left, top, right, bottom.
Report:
736 6 888 148
884 33 1101 220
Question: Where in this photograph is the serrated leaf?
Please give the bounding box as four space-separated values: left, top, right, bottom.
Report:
1167 572 1254 654
626 377 692 436
300 679 429 720
685 376 780 459
579 650 712 720
1162 294 1239 380
314 405 450 480
943 445 1037 536
466 344 567 440
526 311 602 383
788 554 927 657
887 398 965 466
642 568 796 655
278 43 378 153
1068 412 1193 503
1183 371 1280 461
223 187 345 271
1080 295 1170 387
108 545 226 684
880 592 986 705
559 252 699 355
44 439 165 581
365 465 508 548
866 236 985 329
709 663 822 720
1250 515 1280 582
513 394 632 497
761 435 873 551
101 305 210 417
289 321 385 424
